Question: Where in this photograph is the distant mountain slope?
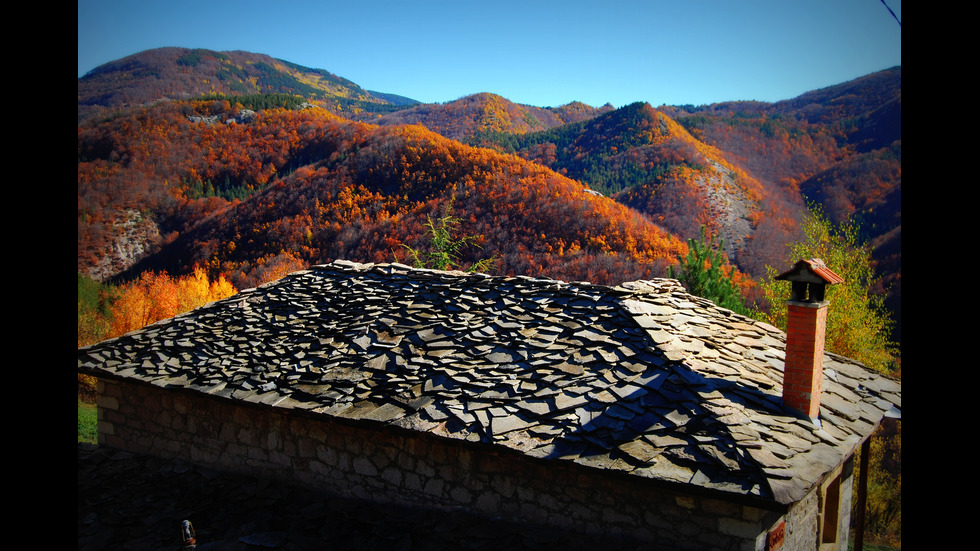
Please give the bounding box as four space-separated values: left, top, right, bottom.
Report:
661 67 900 196
462 67 900 294
77 47 899 337
661 67 901 250
767 66 901 141
78 47 418 121
798 142 901 235
660 67 901 332
78 99 355 280
99 107 689 289
797 141 901 335
368 92 614 140
468 102 799 278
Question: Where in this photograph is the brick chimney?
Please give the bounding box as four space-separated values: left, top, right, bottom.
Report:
775 259 843 421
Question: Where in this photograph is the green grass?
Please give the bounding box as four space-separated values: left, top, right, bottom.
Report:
78 399 97 444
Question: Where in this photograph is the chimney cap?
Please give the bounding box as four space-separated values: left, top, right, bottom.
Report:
775 258 844 285
776 258 843 303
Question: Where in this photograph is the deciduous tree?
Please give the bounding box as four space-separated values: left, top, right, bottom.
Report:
402 198 496 273
755 205 898 374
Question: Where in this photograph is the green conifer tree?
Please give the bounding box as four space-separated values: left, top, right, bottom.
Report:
668 226 750 315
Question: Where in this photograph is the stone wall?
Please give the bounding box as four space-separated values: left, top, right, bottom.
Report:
98 377 805 550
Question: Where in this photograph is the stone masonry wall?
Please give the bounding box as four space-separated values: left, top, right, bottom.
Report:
98 378 797 550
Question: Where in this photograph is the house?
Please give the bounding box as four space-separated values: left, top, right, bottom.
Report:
77 259 901 550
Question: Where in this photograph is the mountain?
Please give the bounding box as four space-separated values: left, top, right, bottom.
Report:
78 48 899 335
659 67 900 328
466 102 807 282
78 47 419 121
660 67 900 189
369 92 615 140
94 106 689 289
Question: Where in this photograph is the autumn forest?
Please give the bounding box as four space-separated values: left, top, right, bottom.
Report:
78 48 901 353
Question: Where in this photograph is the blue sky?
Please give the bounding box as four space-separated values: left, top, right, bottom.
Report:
78 0 901 109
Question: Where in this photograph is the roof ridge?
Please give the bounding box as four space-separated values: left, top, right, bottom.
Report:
314 259 693 301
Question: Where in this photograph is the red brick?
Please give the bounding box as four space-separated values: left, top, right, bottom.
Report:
782 303 828 419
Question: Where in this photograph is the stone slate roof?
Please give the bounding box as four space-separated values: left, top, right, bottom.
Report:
77 260 901 509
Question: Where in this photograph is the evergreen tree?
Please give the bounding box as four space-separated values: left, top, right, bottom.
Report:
668 226 750 315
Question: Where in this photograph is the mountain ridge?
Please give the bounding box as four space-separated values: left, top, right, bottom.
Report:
370 92 616 140
78 47 900 335
78 47 421 122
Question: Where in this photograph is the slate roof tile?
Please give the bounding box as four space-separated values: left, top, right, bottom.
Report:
78 260 901 507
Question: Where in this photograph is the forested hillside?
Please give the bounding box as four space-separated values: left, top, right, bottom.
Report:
371 93 615 140
80 99 689 291
466 102 801 279
78 47 418 122
78 48 900 337
660 67 901 331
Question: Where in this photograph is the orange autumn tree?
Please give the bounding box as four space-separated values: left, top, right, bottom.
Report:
176 266 237 313
105 267 237 339
108 270 176 336
78 267 237 397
